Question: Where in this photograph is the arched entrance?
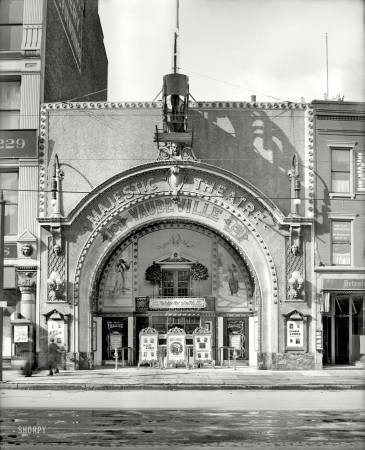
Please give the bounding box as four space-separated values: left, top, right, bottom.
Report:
65 162 283 369
92 219 261 366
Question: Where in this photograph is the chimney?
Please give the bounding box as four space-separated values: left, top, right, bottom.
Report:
251 95 256 102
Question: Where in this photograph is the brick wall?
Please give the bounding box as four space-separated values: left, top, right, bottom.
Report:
44 0 108 103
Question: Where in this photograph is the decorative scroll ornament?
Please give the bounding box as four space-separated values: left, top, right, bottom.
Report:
167 326 185 334
157 143 199 162
165 165 187 202
139 327 159 334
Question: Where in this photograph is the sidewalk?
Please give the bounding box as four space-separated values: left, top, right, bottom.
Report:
1 363 364 390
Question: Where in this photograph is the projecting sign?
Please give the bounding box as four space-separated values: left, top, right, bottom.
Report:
355 150 365 193
0 130 37 158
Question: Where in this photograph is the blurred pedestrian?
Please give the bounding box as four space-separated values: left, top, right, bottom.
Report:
48 338 60 376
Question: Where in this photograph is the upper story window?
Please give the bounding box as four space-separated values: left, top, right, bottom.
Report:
331 220 351 266
0 171 18 236
331 149 350 193
327 141 358 199
0 0 23 51
0 80 21 129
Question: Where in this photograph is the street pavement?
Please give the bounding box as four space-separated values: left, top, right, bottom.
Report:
0 362 364 390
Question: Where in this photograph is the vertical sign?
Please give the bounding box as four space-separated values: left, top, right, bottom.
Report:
355 151 365 193
53 0 84 71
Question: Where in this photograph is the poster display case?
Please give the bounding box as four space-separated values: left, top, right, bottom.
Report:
137 327 159 369
192 327 214 368
166 327 188 369
282 309 308 352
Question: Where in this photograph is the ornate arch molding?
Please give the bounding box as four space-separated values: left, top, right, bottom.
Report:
70 165 280 311
90 219 261 314
58 161 285 227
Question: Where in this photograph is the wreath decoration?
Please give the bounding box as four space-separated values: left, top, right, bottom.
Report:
190 262 209 281
145 263 162 284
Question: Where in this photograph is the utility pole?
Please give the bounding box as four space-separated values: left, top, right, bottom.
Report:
0 190 6 381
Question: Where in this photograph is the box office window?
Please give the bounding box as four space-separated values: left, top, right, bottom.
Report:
331 221 351 266
0 172 18 235
331 149 350 194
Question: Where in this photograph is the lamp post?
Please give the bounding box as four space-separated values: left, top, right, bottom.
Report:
0 191 6 381
288 155 301 217
47 271 64 301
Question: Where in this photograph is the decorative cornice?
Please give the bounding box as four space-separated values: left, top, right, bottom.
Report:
40 101 312 111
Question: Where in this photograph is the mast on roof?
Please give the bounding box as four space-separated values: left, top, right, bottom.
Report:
154 0 195 157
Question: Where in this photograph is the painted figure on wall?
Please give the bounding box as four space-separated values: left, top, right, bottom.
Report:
217 244 248 310
103 245 133 307
228 264 239 296
110 258 131 297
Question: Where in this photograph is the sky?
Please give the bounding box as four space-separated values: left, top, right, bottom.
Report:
98 0 365 103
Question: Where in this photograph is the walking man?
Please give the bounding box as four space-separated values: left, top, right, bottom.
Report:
48 337 60 376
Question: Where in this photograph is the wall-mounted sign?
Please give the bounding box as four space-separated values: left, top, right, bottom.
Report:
332 222 351 242
355 150 365 193
322 278 365 290
48 320 67 350
150 298 206 309
4 243 17 259
287 320 303 347
0 130 37 158
14 326 28 343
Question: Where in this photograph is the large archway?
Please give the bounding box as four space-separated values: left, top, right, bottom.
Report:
57 162 285 368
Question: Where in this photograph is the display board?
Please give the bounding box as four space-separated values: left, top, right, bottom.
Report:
109 332 122 350
14 326 28 343
166 327 188 369
192 327 213 367
48 320 68 350
137 327 159 369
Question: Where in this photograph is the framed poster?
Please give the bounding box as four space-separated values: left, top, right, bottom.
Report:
14 326 28 343
193 327 213 367
166 327 188 369
137 327 159 369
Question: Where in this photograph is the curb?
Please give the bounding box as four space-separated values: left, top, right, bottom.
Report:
1 383 364 390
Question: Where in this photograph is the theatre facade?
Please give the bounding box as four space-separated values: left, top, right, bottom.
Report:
36 91 317 370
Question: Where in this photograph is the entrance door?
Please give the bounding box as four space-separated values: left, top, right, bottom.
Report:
335 317 349 364
162 269 190 296
323 316 332 364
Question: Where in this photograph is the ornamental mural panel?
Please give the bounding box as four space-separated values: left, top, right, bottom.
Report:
102 244 133 307
217 244 248 310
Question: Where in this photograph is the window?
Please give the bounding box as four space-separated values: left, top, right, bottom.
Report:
0 81 20 129
0 172 18 235
331 149 350 193
0 0 23 51
352 297 365 335
162 269 190 297
327 141 357 198
331 221 351 266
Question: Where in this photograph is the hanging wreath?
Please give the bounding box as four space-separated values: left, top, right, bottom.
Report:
190 262 209 281
145 263 162 284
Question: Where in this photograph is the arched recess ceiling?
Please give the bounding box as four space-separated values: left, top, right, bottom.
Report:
93 220 259 313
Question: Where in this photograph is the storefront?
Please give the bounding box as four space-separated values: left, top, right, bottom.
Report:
319 275 365 365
